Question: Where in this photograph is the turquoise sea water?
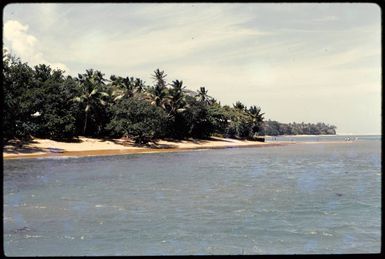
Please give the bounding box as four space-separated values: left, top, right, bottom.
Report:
3 135 381 255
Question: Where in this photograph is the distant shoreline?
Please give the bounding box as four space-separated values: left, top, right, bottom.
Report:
3 136 292 160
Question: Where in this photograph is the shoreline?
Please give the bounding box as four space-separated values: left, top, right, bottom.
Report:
3 137 291 160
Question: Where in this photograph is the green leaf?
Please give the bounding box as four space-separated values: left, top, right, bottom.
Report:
90 88 98 96
114 95 123 101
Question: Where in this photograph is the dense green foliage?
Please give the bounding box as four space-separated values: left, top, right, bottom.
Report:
262 120 337 136
2 53 336 143
3 55 80 140
106 98 168 144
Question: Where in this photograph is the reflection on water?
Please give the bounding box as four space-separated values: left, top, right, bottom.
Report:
3 136 381 255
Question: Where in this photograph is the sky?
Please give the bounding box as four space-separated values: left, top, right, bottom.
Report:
3 3 381 134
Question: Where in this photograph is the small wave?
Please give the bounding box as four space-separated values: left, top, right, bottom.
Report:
24 234 42 239
190 149 209 152
94 204 124 210
354 200 377 208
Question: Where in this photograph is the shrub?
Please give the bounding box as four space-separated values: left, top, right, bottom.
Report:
106 98 168 144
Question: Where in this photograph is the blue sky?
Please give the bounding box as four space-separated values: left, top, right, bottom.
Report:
3 3 381 134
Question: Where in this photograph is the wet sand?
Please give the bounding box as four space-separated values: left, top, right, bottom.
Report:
3 136 291 160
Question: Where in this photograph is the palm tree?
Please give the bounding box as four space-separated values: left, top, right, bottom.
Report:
233 101 246 111
146 69 171 110
109 75 147 101
109 75 135 101
147 84 170 110
248 105 265 134
196 86 212 105
74 69 109 135
133 78 145 93
109 75 123 100
248 105 264 121
169 80 187 114
152 69 167 89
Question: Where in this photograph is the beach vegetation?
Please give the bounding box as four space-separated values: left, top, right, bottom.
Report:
2 53 337 143
74 69 110 136
106 97 168 144
262 120 337 136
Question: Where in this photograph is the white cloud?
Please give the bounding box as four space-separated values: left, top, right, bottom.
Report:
3 20 70 72
62 7 266 69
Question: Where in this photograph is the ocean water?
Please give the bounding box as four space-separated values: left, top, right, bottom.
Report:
3 135 381 255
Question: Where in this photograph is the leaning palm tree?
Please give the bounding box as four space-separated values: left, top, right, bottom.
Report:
74 69 109 135
109 75 136 101
109 75 123 100
109 75 146 101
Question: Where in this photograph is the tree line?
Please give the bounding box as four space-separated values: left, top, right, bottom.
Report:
262 120 336 136
2 53 336 144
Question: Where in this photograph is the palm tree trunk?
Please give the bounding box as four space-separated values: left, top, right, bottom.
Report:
83 112 88 135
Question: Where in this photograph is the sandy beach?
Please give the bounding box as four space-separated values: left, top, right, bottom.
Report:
3 136 290 160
